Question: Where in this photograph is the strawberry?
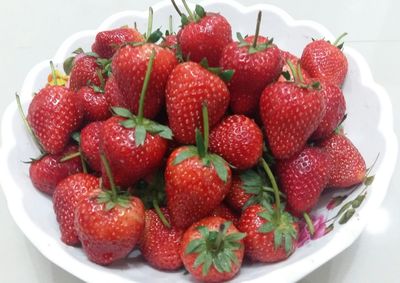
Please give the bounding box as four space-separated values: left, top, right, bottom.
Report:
166 62 230 144
300 33 348 86
68 54 102 91
319 133 366 188
210 203 240 227
53 173 99 245
228 88 260 117
27 64 83 154
238 158 298 262
29 144 82 195
92 27 144 59
277 147 332 216
311 82 346 140
104 74 129 109
101 50 171 188
209 115 263 170
74 154 145 265
180 216 245 282
139 208 184 270
80 121 104 172
77 85 111 123
160 15 178 52
175 1 232 66
259 64 326 159
165 104 232 228
278 50 310 82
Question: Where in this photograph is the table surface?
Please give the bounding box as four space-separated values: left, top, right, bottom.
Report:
1 0 399 282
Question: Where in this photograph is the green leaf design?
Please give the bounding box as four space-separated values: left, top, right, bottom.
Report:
352 193 367 209
324 223 334 235
364 175 375 186
209 154 229 183
339 208 355 224
335 201 353 219
173 146 198 165
112 107 134 118
135 124 146 146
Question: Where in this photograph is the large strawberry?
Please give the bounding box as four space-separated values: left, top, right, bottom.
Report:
238 158 298 262
68 54 102 91
209 115 263 170
165 104 232 228
80 121 104 173
74 154 145 265
166 62 230 144
277 147 332 216
300 33 348 86
92 26 144 59
101 50 171 188
180 216 245 282
174 1 232 66
27 63 83 154
319 133 366 188
53 173 99 245
259 63 326 159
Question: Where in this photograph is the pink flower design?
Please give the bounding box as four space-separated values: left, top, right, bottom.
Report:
297 214 327 248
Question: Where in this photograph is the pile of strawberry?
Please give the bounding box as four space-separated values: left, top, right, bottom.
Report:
19 1 367 282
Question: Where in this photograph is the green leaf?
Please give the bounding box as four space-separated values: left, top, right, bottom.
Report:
281 70 291 81
324 223 334 235
209 154 229 183
119 119 136 128
147 29 163 43
173 147 198 165
248 46 258 54
259 221 274 233
185 238 204 254
135 124 146 146
274 229 283 249
258 210 273 221
145 122 173 140
195 4 206 18
212 257 224 273
364 175 375 186
85 51 99 58
193 250 207 268
63 56 74 75
195 129 206 157
339 208 355 224
335 201 353 219
112 107 134 118
181 14 189 26
105 201 116 211
236 32 245 43
284 233 293 253
202 253 213 276
352 193 367 208
71 132 80 143
217 253 231 273
72 47 84 54
225 232 246 242
219 69 234 82
197 226 210 239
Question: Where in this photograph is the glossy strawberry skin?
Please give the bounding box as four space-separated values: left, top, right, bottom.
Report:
277 147 332 216
27 85 83 154
53 173 99 245
139 208 184 270
311 82 346 140
319 133 366 188
112 43 178 119
160 34 178 52
77 86 111 123
301 39 348 86
238 205 298 262
74 193 145 265
180 216 244 283
210 203 240 227
101 116 168 188
259 82 326 159
92 27 144 59
166 62 230 144
165 146 232 229
225 175 251 212
209 115 263 170
69 55 101 91
104 75 129 109
80 121 104 172
29 145 82 195
177 13 232 67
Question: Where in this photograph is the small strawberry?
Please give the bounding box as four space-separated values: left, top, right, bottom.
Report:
104 74 129 109
53 173 99 245
238 158 298 262
165 104 232 228
319 133 366 188
210 203 240 227
74 154 145 265
259 62 326 159
27 62 83 154
180 216 245 282
209 115 263 170
174 1 232 66
278 50 310 82
101 50 171 188
166 62 230 144
68 54 102 91
29 144 83 195
139 208 184 270
80 121 104 172
92 27 144 59
160 15 178 52
277 147 331 216
300 33 348 86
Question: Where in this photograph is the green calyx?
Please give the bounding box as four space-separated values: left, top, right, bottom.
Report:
185 221 246 276
144 7 163 43
199 58 234 82
332 32 348 50
286 59 321 90
172 103 229 183
176 0 206 26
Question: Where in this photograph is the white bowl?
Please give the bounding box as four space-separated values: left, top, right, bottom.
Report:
0 0 398 282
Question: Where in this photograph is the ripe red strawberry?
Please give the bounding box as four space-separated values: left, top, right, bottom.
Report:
53 173 99 245
311 82 346 140
27 81 84 154
259 80 326 159
210 203 239 227
228 88 260 117
176 3 232 66
77 86 111 123
29 144 82 195
180 216 245 282
139 208 184 270
225 175 251 212
160 15 178 52
92 27 144 59
319 133 366 188
104 74 129 109
166 62 230 144
80 121 104 172
165 104 232 228
301 33 348 86
209 115 263 170
68 55 102 91
278 50 310 82
277 147 332 216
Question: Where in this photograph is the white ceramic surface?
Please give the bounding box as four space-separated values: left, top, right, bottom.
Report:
0 0 397 282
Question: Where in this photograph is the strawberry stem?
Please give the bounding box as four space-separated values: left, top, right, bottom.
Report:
202 102 209 154
134 22 137 30
79 149 88 174
49 61 58 86
171 0 183 16
137 49 156 124
15 93 45 154
286 59 300 83
146 7 154 41
252 11 262 48
296 63 305 83
60 151 81 162
303 212 315 237
332 32 348 47
96 69 105 89
100 153 117 200
214 223 225 251
260 158 281 220
181 0 195 21
152 196 171 228
169 15 173 34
